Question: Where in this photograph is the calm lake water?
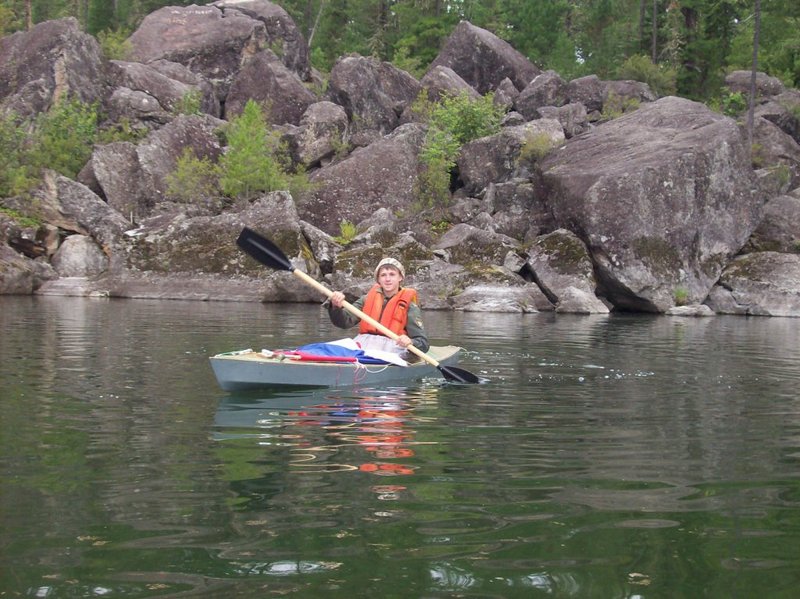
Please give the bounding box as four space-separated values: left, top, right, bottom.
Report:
1 295 799 598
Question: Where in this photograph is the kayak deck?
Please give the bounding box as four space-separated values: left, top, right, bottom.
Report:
210 345 462 391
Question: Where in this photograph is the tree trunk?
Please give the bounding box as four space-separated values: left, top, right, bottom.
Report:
640 0 646 54
308 0 325 48
747 0 761 149
651 0 657 62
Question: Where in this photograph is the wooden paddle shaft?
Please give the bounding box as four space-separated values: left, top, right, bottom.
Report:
291 268 441 368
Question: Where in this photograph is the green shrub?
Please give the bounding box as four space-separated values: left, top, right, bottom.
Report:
172 90 202 116
750 143 766 168
674 287 689 306
218 100 290 199
417 91 505 207
0 5 21 36
29 97 99 179
710 90 747 117
518 131 558 168
163 100 312 205
0 113 36 197
0 206 41 227
333 220 358 245
615 55 677 98
97 118 149 144
96 28 132 60
415 153 453 208
0 98 99 197
391 45 424 79
430 219 451 235
165 148 221 206
601 92 640 120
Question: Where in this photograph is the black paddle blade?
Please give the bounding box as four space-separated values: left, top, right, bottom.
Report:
439 365 481 384
237 228 293 272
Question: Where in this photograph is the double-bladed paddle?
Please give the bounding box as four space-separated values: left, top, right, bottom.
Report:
236 227 480 384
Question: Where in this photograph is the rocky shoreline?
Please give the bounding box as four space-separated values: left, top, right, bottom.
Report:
2 1 800 316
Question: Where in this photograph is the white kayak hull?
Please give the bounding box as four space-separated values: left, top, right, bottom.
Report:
210 345 462 391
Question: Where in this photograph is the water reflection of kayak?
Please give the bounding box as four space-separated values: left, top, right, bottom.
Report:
210 345 462 391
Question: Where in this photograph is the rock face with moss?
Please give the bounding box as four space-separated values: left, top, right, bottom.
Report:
2 0 800 316
0 18 107 118
541 96 761 313
707 252 800 316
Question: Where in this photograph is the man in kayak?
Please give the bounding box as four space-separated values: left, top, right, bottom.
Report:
327 257 429 357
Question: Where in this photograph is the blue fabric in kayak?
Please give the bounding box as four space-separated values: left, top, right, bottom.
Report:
295 342 389 364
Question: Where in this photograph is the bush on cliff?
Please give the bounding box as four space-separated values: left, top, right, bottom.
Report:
166 100 311 205
416 91 505 207
222 99 314 200
165 148 221 208
0 98 99 198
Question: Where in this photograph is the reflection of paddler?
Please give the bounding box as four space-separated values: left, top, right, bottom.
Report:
359 463 415 475
287 398 417 476
373 484 406 500
358 434 414 459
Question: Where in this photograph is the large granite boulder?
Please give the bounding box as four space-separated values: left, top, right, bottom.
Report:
523 229 609 314
429 21 540 94
744 190 800 253
750 116 800 189
706 252 800 317
419 65 480 103
51 234 109 277
515 70 568 120
457 119 566 195
80 114 225 220
124 191 321 300
105 59 219 128
566 74 605 114
5 171 130 253
535 103 589 139
604 79 658 105
493 78 521 111
724 70 786 98
78 141 148 219
754 90 800 145
0 17 107 119
483 180 554 241
0 214 57 294
127 4 268 102
212 0 311 81
0 243 57 294
450 282 551 312
282 101 349 169
299 123 426 235
541 96 761 312
433 223 520 266
225 50 315 124
326 55 421 146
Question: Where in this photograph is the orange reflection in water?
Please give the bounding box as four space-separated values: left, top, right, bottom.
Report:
287 395 419 485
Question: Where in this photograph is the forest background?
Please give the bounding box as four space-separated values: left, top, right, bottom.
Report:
1 0 798 103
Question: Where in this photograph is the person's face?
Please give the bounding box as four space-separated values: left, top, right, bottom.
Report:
377 266 403 296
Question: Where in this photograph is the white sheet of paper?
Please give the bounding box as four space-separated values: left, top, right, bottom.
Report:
327 336 408 366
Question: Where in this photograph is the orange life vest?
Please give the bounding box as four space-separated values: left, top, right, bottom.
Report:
359 284 418 336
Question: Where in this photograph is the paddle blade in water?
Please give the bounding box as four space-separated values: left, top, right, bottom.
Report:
439 365 481 384
237 228 294 272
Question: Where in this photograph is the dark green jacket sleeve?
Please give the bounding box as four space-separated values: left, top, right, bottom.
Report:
326 295 365 329
406 302 429 352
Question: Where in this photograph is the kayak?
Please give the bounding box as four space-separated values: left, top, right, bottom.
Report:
210 345 463 391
